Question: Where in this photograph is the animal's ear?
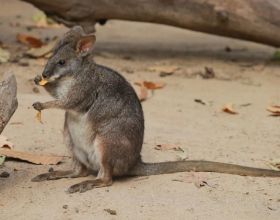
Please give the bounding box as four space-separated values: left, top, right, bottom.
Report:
76 34 96 56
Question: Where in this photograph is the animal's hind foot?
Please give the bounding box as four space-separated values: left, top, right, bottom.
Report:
31 169 88 182
67 178 112 193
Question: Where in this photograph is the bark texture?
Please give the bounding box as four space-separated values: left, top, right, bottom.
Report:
22 0 280 47
0 74 18 134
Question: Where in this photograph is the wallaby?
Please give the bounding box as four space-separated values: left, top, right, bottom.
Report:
32 26 280 193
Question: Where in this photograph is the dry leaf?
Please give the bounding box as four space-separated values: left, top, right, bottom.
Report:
134 82 142 87
175 151 189 161
26 38 57 58
35 18 49 28
266 105 280 116
200 67 215 79
0 148 64 165
134 82 148 101
268 160 280 171
143 81 166 90
134 80 165 101
0 135 14 167
36 111 43 123
174 172 211 188
0 171 9 178
222 103 238 114
0 155 5 166
147 65 179 74
17 33 43 48
194 99 206 105
32 13 49 28
139 84 148 101
0 135 14 149
104 209 117 215
0 48 10 63
135 81 166 90
32 12 61 28
193 176 209 188
240 103 252 107
155 144 184 152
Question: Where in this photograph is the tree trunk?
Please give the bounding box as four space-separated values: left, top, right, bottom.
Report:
22 0 280 47
0 74 18 134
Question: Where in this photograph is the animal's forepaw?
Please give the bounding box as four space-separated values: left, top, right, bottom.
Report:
34 75 42 85
32 102 43 111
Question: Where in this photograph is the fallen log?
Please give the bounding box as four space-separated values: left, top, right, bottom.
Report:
22 0 280 47
0 74 18 134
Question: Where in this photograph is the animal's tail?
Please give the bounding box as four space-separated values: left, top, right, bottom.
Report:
128 160 280 177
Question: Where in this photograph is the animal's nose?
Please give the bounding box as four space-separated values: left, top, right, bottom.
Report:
42 71 49 78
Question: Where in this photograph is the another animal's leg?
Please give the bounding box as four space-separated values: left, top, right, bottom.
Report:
32 115 89 182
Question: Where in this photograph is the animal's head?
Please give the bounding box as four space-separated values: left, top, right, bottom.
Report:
38 26 96 84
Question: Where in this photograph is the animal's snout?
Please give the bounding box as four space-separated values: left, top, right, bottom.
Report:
42 71 50 79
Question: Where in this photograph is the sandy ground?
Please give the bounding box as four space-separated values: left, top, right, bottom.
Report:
1 0 280 219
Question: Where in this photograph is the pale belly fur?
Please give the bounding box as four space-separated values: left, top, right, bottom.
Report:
67 111 101 172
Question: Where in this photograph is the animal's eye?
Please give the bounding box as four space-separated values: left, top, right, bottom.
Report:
58 59 65 66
